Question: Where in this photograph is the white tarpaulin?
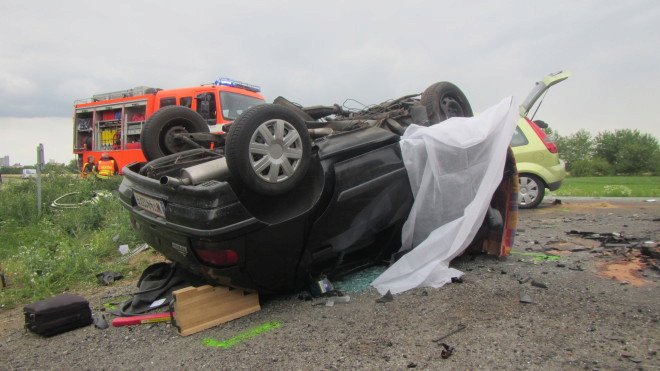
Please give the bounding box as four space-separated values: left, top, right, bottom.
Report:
371 97 518 295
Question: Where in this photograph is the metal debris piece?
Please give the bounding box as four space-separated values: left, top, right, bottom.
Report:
519 293 534 304
433 324 466 343
440 343 455 359
531 280 548 289
96 271 124 286
376 290 394 303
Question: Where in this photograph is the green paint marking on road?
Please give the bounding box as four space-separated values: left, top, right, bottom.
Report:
510 250 561 261
202 321 282 348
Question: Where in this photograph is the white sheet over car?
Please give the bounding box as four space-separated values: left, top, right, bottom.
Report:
372 97 518 295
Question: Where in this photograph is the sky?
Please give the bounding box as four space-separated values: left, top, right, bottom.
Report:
0 0 658 165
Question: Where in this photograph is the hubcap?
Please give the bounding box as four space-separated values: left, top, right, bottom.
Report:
249 119 303 183
441 97 464 118
518 176 539 205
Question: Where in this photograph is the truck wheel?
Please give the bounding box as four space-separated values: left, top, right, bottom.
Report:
420 82 473 124
518 174 545 209
225 104 311 196
141 106 210 161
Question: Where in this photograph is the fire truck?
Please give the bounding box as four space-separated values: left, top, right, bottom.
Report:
73 78 265 173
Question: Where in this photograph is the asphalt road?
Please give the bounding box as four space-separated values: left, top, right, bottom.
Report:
1 198 658 369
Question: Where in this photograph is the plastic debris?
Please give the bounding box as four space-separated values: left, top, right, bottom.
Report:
118 244 130 255
376 290 394 303
93 314 109 329
325 295 350 307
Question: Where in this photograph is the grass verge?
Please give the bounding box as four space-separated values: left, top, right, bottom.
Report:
0 171 148 309
553 176 660 197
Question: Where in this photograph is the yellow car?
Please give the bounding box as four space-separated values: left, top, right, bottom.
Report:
512 71 570 209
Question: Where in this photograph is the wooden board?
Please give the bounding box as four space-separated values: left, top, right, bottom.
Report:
173 285 260 336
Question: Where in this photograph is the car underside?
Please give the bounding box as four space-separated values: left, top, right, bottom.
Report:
118 81 517 294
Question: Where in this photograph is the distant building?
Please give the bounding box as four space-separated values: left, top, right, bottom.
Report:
0 156 9 167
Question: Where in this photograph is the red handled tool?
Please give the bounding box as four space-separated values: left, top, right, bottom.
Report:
111 312 172 327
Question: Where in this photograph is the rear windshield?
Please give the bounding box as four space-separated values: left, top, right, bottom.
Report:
220 92 264 121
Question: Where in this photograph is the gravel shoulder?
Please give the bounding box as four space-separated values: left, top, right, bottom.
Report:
1 199 659 369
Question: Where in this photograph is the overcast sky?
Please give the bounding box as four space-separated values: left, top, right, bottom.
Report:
0 0 658 165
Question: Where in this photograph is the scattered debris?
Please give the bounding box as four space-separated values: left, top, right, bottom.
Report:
519 293 534 304
117 243 150 263
334 266 386 293
93 314 109 329
324 295 351 307
118 244 130 255
451 276 464 283
95 271 123 286
440 343 455 359
518 277 531 284
309 276 334 297
407 362 417 368
645 199 656 203
202 321 282 348
376 290 394 303
531 280 548 289
511 250 561 262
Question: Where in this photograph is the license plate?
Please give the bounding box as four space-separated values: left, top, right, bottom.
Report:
134 192 166 218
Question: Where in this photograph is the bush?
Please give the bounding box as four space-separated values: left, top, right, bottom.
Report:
569 157 613 177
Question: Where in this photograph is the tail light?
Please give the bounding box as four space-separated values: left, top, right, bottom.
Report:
526 118 557 153
191 240 239 267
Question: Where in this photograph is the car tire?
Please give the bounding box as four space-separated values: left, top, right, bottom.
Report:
420 82 473 124
518 174 545 209
225 104 311 196
140 106 210 161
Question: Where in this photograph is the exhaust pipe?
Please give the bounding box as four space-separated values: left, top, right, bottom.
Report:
160 157 230 187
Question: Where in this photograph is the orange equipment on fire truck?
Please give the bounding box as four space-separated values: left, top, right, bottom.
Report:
73 78 265 174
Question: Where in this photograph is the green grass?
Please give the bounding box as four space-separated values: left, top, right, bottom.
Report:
553 176 660 197
0 172 147 309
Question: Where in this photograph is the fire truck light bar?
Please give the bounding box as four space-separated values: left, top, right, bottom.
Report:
214 78 261 93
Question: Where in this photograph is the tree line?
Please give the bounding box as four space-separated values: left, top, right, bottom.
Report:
548 128 660 176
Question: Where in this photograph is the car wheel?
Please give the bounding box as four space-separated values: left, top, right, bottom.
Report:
518 174 545 209
225 104 311 196
140 106 210 161
420 82 473 124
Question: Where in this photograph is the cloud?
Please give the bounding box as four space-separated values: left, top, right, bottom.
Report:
0 0 657 166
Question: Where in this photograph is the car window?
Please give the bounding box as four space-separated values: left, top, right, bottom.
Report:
220 92 264 120
160 97 176 107
511 126 529 147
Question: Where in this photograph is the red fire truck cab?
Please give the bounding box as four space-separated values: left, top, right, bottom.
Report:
73 78 265 173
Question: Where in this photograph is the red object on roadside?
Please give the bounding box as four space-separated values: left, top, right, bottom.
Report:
111 312 172 327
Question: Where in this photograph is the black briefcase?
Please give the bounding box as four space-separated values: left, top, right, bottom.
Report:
23 294 93 336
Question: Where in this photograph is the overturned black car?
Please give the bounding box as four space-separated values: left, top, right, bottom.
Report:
118 82 517 294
